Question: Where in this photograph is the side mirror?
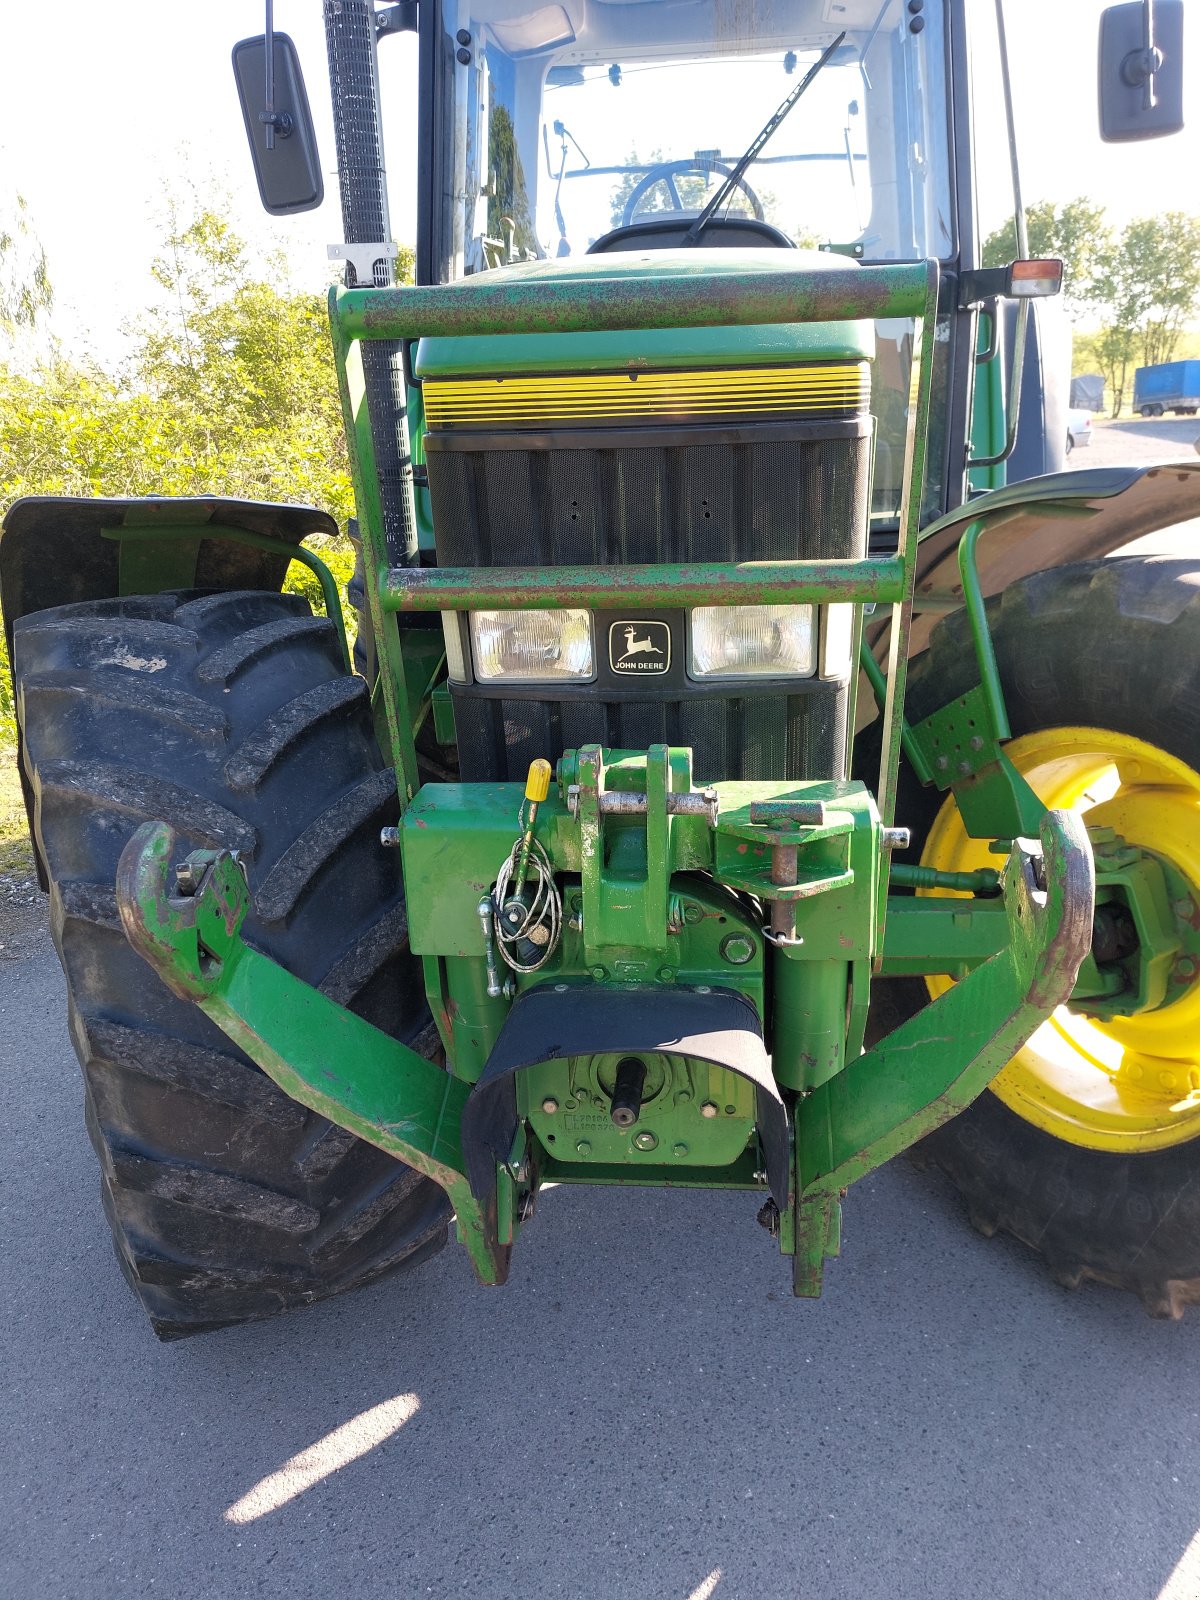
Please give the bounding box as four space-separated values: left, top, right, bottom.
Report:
232 34 324 215
1099 0 1185 142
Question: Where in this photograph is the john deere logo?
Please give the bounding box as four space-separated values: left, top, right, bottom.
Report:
609 621 671 675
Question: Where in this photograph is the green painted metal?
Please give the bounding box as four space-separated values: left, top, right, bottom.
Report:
888 862 1002 893
966 306 1007 495
329 305 422 797
431 681 457 746
957 520 1011 740
379 557 906 614
908 684 1046 840
413 252 873 377
866 265 940 835
520 1049 758 1177
100 521 351 672
878 896 1010 977
330 257 938 841
113 762 1096 1295
415 321 870 377
113 821 507 1286
400 630 446 736
332 261 932 343
858 637 933 786
793 807 1094 1292
1084 828 1184 1021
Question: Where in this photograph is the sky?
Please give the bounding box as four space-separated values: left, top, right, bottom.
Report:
0 0 1197 363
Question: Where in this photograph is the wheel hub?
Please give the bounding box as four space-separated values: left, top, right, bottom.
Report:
922 727 1200 1152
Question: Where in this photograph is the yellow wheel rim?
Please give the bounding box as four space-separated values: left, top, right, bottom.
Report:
922 727 1200 1152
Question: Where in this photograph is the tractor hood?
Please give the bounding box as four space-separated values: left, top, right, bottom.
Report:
414 249 875 378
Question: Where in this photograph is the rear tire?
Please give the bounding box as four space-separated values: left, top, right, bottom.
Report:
869 558 1200 1316
13 589 450 1338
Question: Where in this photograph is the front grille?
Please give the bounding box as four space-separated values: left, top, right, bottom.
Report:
425 411 870 783
450 686 848 787
423 362 870 429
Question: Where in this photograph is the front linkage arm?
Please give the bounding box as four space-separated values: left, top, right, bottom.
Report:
792 806 1094 1291
115 802 1093 1296
115 821 511 1287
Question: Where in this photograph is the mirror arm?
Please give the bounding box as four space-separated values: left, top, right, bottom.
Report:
1122 0 1164 105
262 0 277 150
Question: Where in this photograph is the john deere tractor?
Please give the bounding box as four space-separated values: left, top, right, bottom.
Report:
3 0 1197 1338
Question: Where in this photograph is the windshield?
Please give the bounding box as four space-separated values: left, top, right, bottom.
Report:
434 0 953 279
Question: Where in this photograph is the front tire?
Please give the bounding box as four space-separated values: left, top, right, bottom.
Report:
13 589 450 1338
873 558 1200 1315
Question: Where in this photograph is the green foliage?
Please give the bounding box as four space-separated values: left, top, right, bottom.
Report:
0 193 52 339
0 196 364 631
1 624 14 743
0 191 388 733
986 197 1200 416
982 197 1112 320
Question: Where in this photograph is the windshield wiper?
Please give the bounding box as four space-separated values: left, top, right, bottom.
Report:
681 31 847 247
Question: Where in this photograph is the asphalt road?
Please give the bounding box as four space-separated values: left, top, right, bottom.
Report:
4 917 1200 1600
3 421 1199 1600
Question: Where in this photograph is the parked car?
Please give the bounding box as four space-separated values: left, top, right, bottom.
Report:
1066 408 1093 453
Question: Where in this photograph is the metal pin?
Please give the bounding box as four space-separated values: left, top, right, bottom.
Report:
478 896 503 998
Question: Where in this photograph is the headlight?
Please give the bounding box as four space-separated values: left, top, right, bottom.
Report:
471 608 594 683
688 605 816 679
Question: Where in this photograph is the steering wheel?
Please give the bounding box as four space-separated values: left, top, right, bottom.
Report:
620 157 765 228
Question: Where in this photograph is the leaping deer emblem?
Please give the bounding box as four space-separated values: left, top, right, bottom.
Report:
618 625 663 662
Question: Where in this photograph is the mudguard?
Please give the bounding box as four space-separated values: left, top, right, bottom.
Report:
0 494 337 662
903 459 1200 659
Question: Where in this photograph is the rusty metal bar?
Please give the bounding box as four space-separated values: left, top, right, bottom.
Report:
380 557 907 613
331 261 931 342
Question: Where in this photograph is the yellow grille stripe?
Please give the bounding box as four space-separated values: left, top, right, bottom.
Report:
424 363 869 427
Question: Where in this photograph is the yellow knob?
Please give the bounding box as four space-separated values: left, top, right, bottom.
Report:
525 759 552 804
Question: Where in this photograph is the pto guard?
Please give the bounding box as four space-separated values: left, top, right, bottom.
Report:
114 806 1093 1297
460 983 791 1207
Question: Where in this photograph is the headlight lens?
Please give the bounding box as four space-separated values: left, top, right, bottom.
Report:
688 605 816 679
471 608 594 683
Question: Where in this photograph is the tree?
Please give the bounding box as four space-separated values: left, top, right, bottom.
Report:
1116 212 1200 369
982 197 1111 321
0 191 383 734
0 193 52 340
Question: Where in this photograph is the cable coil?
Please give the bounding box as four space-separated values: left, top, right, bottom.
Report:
492 803 563 973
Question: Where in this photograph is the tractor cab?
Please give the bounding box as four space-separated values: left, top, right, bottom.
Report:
419 0 954 536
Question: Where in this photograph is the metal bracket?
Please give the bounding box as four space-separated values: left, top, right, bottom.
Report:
327 241 399 287
908 684 1045 840
375 1 418 36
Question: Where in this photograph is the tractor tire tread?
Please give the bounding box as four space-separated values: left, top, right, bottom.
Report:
882 557 1200 1317
13 589 450 1339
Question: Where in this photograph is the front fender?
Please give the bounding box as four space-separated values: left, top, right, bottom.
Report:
0 494 339 664
875 460 1200 670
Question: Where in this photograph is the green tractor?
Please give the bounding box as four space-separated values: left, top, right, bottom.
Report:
3 0 1197 1338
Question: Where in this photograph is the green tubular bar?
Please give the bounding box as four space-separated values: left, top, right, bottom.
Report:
793 805 1094 1292
380 557 907 614
957 520 1010 740
332 262 933 341
100 523 352 672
